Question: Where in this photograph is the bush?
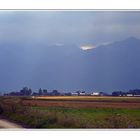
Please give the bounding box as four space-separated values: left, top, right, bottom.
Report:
0 105 3 114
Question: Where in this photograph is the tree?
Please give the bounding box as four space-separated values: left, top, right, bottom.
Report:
39 88 43 95
52 90 60 96
43 89 47 95
28 88 32 95
20 87 32 96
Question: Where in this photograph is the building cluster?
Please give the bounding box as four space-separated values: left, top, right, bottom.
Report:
3 87 140 97
112 89 140 97
3 87 108 97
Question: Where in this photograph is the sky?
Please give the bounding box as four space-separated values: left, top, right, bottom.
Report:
0 11 140 48
0 11 140 93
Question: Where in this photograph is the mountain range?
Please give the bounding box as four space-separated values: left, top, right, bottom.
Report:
0 36 140 93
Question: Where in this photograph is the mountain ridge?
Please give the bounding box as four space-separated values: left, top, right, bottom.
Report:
0 36 140 93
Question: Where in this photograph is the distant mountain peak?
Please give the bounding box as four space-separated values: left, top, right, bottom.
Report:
79 36 140 52
126 36 138 40
102 36 140 48
123 36 140 42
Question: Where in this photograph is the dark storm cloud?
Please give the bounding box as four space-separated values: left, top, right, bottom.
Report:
0 11 140 46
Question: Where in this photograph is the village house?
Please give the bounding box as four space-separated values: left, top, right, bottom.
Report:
91 92 101 96
79 92 86 96
71 92 79 96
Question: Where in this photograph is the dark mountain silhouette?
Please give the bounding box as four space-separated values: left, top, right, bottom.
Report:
0 37 140 93
82 36 140 92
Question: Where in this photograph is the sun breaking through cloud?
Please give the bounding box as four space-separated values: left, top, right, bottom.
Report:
80 45 96 51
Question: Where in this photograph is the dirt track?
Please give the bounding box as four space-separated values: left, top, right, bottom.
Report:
0 119 23 128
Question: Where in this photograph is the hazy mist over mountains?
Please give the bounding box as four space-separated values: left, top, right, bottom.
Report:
1 36 140 93
0 11 140 93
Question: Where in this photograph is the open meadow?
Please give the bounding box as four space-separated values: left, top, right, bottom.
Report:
0 96 140 128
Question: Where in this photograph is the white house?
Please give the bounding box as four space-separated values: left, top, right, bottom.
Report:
79 92 86 96
91 92 101 96
71 92 79 96
126 94 133 97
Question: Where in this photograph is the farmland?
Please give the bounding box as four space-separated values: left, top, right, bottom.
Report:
0 96 140 128
28 96 140 109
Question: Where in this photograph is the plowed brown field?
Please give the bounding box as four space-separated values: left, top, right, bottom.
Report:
22 96 140 109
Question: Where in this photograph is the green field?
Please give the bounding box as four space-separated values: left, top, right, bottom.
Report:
0 96 140 128
29 106 140 128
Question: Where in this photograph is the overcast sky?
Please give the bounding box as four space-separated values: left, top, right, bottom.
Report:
0 11 140 48
0 11 140 93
